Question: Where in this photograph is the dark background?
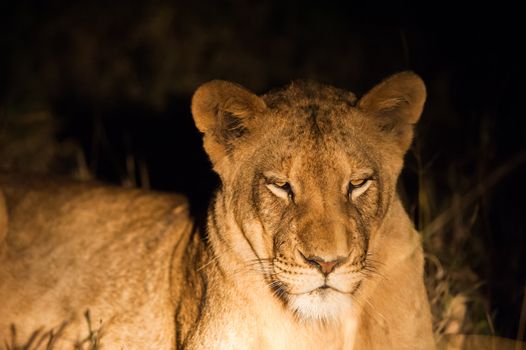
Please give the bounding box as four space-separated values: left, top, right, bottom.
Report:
1 0 525 340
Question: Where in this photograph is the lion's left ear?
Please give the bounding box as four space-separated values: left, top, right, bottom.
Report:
358 71 426 153
191 80 267 170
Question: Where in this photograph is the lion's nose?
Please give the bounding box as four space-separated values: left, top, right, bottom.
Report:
300 253 346 276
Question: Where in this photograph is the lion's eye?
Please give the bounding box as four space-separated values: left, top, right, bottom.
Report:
266 181 293 201
350 179 367 187
348 179 372 200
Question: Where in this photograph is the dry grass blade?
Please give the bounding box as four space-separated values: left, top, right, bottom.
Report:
424 151 526 238
1 312 101 350
517 285 526 350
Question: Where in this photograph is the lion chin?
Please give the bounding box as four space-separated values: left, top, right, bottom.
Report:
287 288 354 321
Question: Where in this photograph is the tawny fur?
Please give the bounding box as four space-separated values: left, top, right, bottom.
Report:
0 72 435 349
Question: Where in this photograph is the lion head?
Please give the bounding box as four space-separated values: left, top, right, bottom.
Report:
191 72 426 321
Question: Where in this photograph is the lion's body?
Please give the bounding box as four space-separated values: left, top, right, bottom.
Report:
0 178 192 348
0 73 435 349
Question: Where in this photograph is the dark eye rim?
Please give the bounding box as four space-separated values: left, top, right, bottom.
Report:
347 177 374 195
275 181 294 198
264 175 294 199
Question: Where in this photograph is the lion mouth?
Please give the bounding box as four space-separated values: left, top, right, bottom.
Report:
312 284 348 295
279 281 361 297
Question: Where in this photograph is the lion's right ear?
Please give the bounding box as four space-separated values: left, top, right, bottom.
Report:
191 81 267 169
357 71 426 154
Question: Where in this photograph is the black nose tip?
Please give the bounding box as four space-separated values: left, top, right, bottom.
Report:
299 252 344 276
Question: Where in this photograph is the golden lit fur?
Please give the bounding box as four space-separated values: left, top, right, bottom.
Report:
0 72 435 349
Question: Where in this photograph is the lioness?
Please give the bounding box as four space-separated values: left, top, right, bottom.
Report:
0 72 435 349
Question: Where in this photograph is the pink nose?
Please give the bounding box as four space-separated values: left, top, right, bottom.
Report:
301 254 344 276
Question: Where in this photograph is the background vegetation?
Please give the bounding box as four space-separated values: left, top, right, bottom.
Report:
1 0 524 347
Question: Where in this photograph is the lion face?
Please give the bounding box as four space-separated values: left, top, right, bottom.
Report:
192 73 426 321
255 138 381 320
